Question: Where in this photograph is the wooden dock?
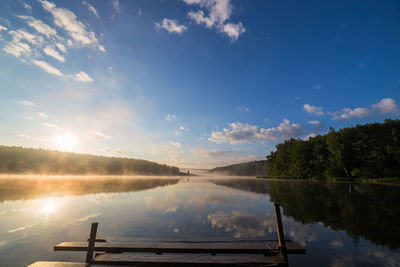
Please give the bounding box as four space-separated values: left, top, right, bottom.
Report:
28 203 305 266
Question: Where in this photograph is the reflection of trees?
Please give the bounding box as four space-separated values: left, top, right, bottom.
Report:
211 179 400 250
211 179 270 195
0 177 179 202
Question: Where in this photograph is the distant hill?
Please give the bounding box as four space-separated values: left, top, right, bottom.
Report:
208 160 268 176
0 146 181 175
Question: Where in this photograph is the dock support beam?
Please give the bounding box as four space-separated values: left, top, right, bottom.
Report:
85 222 98 263
274 203 288 265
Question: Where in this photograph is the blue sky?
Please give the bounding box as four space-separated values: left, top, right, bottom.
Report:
0 0 399 168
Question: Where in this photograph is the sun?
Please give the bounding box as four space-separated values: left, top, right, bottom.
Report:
54 133 78 151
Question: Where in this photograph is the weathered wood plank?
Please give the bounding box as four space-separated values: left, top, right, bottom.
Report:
86 222 98 262
54 241 305 254
94 253 285 266
28 262 87 267
274 203 288 264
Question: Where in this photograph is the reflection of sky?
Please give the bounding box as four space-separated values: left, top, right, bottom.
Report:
0 178 399 267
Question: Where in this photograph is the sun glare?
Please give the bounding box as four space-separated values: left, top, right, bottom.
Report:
42 201 57 214
54 133 78 151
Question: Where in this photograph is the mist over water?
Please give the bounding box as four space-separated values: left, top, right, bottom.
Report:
0 174 399 267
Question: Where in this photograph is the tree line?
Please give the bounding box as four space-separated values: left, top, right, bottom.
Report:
209 160 268 176
266 119 400 179
0 146 181 175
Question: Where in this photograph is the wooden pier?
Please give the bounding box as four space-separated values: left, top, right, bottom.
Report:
29 203 305 266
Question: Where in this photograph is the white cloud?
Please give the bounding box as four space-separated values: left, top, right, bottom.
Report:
38 112 48 118
56 43 66 53
41 122 62 130
191 147 236 158
23 3 32 10
330 98 399 120
3 29 42 57
209 122 277 144
102 147 122 156
222 22 245 41
372 98 399 115
0 24 7 31
303 104 324 116
169 141 182 148
179 126 185 130
39 0 100 49
237 106 249 112
112 0 120 13
188 10 214 28
72 71 94 82
32 60 64 76
155 18 188 34
17 16 58 38
20 100 35 107
83 1 100 19
98 45 106 52
276 119 303 138
165 114 177 122
184 0 246 41
3 40 31 57
308 120 319 125
185 0 232 26
17 134 32 139
94 131 114 139
332 107 370 120
43 45 65 62
8 29 44 46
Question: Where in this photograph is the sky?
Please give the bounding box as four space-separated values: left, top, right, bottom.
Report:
0 0 399 169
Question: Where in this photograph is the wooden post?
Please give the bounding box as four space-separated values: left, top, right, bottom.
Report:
85 222 98 263
273 203 288 265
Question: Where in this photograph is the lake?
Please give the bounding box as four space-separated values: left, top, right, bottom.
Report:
0 174 399 266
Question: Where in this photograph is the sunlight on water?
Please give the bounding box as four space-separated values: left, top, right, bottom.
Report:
41 198 58 215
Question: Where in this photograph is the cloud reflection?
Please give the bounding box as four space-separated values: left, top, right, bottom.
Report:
207 210 275 238
8 224 34 233
77 213 101 222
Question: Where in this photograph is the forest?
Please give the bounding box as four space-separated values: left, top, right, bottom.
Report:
266 119 400 179
0 146 181 175
208 160 268 176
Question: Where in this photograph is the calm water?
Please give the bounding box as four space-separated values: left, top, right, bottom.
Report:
0 175 399 266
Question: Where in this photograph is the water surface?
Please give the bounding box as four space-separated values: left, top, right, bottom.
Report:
0 175 399 266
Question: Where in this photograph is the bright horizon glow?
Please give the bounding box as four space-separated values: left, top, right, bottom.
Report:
54 134 78 152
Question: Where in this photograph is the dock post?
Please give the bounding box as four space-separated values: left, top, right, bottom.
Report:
85 222 98 263
273 203 288 265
